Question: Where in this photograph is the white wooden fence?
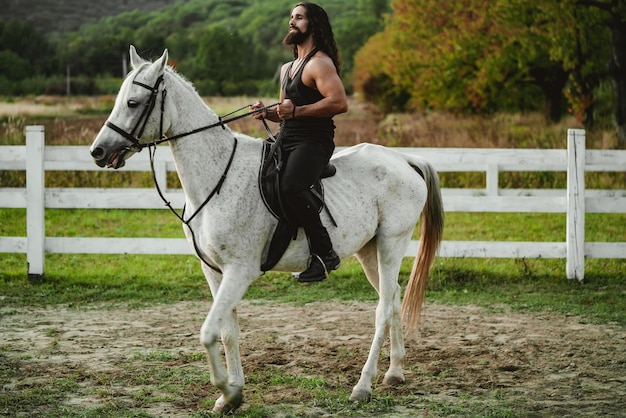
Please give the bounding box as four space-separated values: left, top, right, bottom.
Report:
1 126 625 281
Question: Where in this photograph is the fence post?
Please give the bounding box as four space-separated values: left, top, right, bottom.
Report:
486 164 499 195
26 126 45 279
566 129 585 281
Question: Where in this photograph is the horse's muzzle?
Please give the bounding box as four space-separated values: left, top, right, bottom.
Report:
90 146 127 169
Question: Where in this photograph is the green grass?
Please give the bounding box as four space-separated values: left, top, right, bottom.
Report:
0 348 524 418
1 208 624 325
2 101 623 418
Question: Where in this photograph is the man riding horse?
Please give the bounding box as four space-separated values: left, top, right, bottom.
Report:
251 2 347 283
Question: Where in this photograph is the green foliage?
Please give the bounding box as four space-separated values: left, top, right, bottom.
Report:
0 0 390 97
0 19 55 95
333 0 391 90
354 32 411 112
1 0 175 34
192 25 256 95
0 50 30 81
354 0 614 125
1 0 622 129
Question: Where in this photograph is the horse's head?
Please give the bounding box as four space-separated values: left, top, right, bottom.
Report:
90 45 173 168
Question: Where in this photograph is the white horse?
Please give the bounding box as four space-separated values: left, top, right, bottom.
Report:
90 46 444 413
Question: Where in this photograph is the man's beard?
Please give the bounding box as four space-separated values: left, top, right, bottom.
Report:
283 27 310 45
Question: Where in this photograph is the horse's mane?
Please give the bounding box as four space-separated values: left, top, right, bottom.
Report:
164 65 220 119
165 66 199 98
123 61 205 107
119 59 223 128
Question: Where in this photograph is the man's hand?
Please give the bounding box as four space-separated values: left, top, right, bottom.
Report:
277 99 296 120
250 100 267 120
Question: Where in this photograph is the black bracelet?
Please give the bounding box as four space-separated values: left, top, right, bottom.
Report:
292 105 297 119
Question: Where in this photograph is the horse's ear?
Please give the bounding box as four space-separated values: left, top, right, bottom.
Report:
129 45 145 69
157 49 169 73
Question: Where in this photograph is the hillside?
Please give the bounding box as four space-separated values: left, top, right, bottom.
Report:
0 0 177 33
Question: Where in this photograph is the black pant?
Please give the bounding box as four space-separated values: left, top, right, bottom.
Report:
280 140 334 255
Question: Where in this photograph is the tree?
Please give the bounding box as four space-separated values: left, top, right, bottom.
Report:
519 0 610 127
0 0 393 96
60 11 149 77
0 50 31 81
577 0 626 145
193 25 253 95
0 19 52 75
354 0 617 134
334 0 391 89
354 31 409 112
355 0 549 114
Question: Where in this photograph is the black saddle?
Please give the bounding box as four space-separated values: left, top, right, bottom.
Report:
258 139 336 271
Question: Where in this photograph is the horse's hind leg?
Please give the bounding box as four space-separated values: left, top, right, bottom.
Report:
201 265 250 413
352 237 407 401
356 238 381 292
382 280 406 387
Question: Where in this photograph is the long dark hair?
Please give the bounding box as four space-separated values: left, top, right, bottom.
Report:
291 2 342 76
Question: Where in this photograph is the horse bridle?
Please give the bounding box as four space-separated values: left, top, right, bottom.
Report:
105 73 166 153
104 69 278 153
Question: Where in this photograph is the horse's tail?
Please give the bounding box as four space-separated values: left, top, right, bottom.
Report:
401 157 444 331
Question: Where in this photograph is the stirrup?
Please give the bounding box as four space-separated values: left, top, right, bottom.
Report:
295 252 340 283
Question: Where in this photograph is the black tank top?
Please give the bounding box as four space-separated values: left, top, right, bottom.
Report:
280 48 335 147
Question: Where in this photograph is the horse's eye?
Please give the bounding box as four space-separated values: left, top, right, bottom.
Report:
127 100 140 108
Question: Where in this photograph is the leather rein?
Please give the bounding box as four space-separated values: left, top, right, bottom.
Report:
103 70 279 273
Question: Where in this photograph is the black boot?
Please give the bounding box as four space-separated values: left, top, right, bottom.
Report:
297 250 341 283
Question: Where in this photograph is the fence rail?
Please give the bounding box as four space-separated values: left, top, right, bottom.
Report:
1 127 625 281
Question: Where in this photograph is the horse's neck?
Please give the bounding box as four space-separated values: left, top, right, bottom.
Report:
165 73 235 204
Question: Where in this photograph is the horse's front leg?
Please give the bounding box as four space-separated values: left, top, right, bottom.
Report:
200 264 256 413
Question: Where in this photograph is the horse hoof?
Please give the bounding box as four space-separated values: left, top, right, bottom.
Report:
349 387 372 402
212 400 238 414
213 392 243 414
383 373 405 386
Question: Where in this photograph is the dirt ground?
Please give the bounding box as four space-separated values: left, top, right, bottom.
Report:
2 99 625 416
1 300 624 417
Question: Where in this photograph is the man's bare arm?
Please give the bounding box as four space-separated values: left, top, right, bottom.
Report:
294 55 347 119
